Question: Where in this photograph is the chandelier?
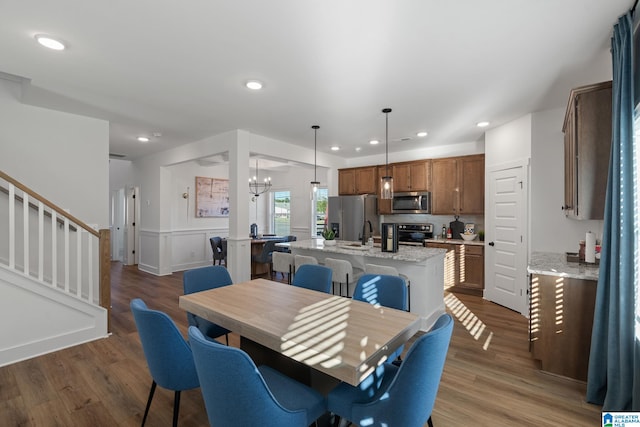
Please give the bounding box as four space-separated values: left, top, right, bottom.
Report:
249 159 272 197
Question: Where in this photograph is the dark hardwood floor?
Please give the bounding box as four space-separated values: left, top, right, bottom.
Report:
0 262 602 426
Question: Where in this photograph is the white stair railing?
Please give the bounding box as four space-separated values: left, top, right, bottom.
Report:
0 170 111 330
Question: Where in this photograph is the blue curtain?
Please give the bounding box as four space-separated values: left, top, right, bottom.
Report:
586 11 640 411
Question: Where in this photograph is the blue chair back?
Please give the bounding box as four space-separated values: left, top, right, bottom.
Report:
130 298 199 392
253 239 280 263
183 266 232 340
330 313 453 427
188 326 323 426
353 274 407 311
354 274 408 362
292 264 333 293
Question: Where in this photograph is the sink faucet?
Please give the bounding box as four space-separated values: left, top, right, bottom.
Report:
361 220 373 245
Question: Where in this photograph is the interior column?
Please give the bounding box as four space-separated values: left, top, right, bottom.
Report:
227 132 251 282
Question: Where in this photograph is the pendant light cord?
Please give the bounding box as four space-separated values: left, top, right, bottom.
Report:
385 111 389 176
311 125 320 185
382 108 392 176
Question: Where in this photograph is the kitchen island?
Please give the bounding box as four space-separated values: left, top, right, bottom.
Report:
286 239 446 331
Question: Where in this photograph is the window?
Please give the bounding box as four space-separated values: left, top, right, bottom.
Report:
272 191 290 236
312 188 328 236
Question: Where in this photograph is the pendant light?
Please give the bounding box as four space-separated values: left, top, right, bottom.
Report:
248 158 272 197
310 125 320 193
380 108 394 199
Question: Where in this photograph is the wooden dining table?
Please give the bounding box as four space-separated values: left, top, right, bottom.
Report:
179 278 421 389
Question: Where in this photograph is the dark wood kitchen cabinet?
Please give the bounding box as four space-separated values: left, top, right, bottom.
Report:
431 154 484 215
338 166 377 195
425 241 484 296
392 160 431 192
529 273 597 381
562 81 612 220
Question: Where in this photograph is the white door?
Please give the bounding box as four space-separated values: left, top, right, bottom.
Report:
485 163 528 316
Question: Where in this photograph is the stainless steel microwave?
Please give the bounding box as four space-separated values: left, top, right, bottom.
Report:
392 192 431 214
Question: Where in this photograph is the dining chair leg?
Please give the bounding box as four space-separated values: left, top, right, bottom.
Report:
172 390 181 427
428 415 434 427
346 273 350 298
224 333 229 346
141 380 157 426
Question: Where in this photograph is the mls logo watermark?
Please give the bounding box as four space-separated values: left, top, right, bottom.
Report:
603 412 640 427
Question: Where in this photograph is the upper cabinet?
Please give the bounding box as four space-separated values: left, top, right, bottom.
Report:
338 166 377 195
562 81 612 220
392 160 431 192
432 154 484 215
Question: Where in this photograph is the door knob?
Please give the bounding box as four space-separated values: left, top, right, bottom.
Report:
488 241 495 246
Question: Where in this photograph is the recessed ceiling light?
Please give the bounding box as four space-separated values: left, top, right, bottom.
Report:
331 146 340 151
476 121 490 128
355 147 362 152
137 136 150 143
35 34 65 50
245 80 263 90
416 131 428 137
369 140 379 145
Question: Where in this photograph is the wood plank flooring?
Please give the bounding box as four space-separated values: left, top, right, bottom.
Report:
0 263 602 426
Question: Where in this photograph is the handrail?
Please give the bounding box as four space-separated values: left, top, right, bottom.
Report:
0 169 111 331
0 170 98 238
0 185 78 232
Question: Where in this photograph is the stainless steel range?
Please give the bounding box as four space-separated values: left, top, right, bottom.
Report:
396 223 434 246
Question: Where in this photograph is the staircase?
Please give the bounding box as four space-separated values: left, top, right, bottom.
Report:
0 170 110 367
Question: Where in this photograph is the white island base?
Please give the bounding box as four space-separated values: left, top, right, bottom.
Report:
286 239 446 331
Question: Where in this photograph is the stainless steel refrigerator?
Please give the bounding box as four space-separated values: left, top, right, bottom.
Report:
328 195 379 244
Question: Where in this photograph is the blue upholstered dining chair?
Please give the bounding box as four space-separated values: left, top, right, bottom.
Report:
130 298 200 427
327 313 454 427
251 239 280 277
188 326 327 427
183 265 232 345
353 273 408 363
291 264 333 293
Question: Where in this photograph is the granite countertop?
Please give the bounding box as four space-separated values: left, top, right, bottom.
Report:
424 237 485 246
528 251 600 281
285 239 446 263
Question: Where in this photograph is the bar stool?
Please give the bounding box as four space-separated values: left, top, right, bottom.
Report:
293 254 318 283
294 254 318 268
272 251 295 284
324 258 363 297
364 263 411 311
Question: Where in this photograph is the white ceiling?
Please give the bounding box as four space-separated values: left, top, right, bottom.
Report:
0 1 633 162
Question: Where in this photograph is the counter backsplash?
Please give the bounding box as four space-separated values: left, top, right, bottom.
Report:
380 213 484 234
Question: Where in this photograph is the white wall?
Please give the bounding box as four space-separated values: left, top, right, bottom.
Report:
0 77 109 227
530 108 603 253
109 158 135 195
485 114 532 168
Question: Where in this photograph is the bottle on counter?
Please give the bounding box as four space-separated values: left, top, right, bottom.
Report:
446 227 452 239
441 224 447 239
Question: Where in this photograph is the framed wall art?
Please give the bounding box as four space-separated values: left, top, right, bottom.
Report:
195 176 229 217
